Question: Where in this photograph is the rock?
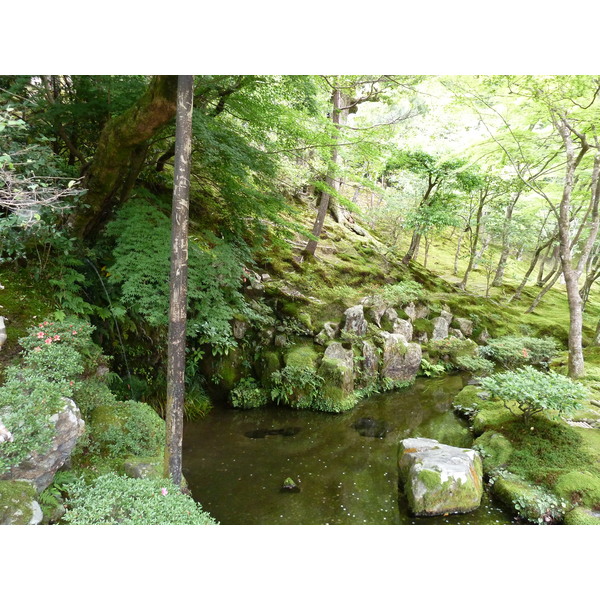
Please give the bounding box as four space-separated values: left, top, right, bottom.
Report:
361 295 388 327
323 342 353 368
232 319 248 340
281 477 300 493
0 481 43 525
414 304 430 320
123 456 163 479
320 342 355 396
361 341 379 379
478 329 491 344
315 322 339 346
260 273 271 281
398 437 483 516
0 420 13 443
431 317 449 341
448 327 465 339
381 333 422 381
280 285 308 301
455 318 474 337
274 334 289 348
352 417 391 439
440 309 453 325
414 331 428 344
0 316 6 351
403 302 417 322
0 398 85 493
393 318 413 341
343 305 368 337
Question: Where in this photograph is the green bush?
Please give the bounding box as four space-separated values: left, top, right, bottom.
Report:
270 366 324 409
381 281 424 306
88 401 165 458
480 366 586 425
230 377 268 409
480 336 560 369
63 473 217 525
454 355 495 375
0 368 70 474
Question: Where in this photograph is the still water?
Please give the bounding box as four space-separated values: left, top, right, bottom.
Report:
182 375 514 525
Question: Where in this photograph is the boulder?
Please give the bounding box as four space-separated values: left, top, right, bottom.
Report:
431 317 449 340
478 329 491 344
319 343 355 409
381 333 422 381
440 309 453 324
455 318 474 337
1 398 85 493
398 437 483 516
0 481 43 525
315 322 339 346
403 302 417 322
393 318 413 341
361 341 379 379
343 305 368 337
232 319 248 340
323 342 353 368
449 327 465 339
123 456 163 479
414 304 430 320
0 420 13 443
361 295 388 327
414 331 428 344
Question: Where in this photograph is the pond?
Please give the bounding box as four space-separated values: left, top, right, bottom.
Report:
182 374 514 525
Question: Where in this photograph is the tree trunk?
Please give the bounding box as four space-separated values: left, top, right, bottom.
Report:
491 192 520 287
459 190 486 289
525 267 562 313
164 76 194 487
509 236 554 302
70 75 178 240
303 87 342 257
453 229 465 276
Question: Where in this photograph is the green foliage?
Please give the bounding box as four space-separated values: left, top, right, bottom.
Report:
427 337 478 364
454 355 495 375
380 281 424 306
230 377 268 409
270 366 324 409
480 366 587 425
87 401 165 459
419 358 447 377
38 470 79 514
480 336 560 368
62 473 217 525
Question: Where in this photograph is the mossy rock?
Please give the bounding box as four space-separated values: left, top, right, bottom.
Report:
259 350 282 387
123 455 164 480
284 343 320 370
563 506 600 525
411 412 473 448
473 430 514 472
211 347 249 393
0 480 40 525
554 471 600 510
452 385 491 417
413 318 434 336
472 405 516 436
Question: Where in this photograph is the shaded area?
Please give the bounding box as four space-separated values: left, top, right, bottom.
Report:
182 375 514 525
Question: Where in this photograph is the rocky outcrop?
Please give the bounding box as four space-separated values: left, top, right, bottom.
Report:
403 302 417 322
380 333 422 381
315 322 339 346
455 318 473 337
1 398 85 493
0 481 43 525
361 340 379 379
398 437 483 516
343 305 368 336
448 327 465 339
319 342 355 408
392 318 413 341
361 295 387 327
431 317 449 341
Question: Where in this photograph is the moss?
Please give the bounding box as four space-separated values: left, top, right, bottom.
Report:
412 412 473 448
474 430 514 472
563 506 600 525
418 468 442 490
554 471 600 509
284 344 320 370
413 318 434 336
0 480 37 525
472 406 516 436
259 350 282 387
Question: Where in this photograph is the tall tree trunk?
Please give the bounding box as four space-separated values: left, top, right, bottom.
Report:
303 88 342 257
459 190 487 289
525 267 562 313
70 75 178 240
164 76 194 487
491 192 520 287
453 229 465 276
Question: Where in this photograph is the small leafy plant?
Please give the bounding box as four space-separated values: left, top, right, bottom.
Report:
480 366 586 425
230 377 268 409
480 336 559 369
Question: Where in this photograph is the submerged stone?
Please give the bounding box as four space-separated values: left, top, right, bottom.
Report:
281 477 300 493
244 427 301 439
398 437 483 517
352 417 391 439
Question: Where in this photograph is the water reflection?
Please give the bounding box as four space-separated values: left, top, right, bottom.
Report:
182 374 514 525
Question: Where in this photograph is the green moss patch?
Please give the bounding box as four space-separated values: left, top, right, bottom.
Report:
0 480 37 525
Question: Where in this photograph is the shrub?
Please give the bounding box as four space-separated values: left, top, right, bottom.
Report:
480 366 587 425
454 355 495 375
381 281 424 306
270 366 324 409
63 473 217 525
87 401 165 458
230 377 268 409
480 336 559 369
